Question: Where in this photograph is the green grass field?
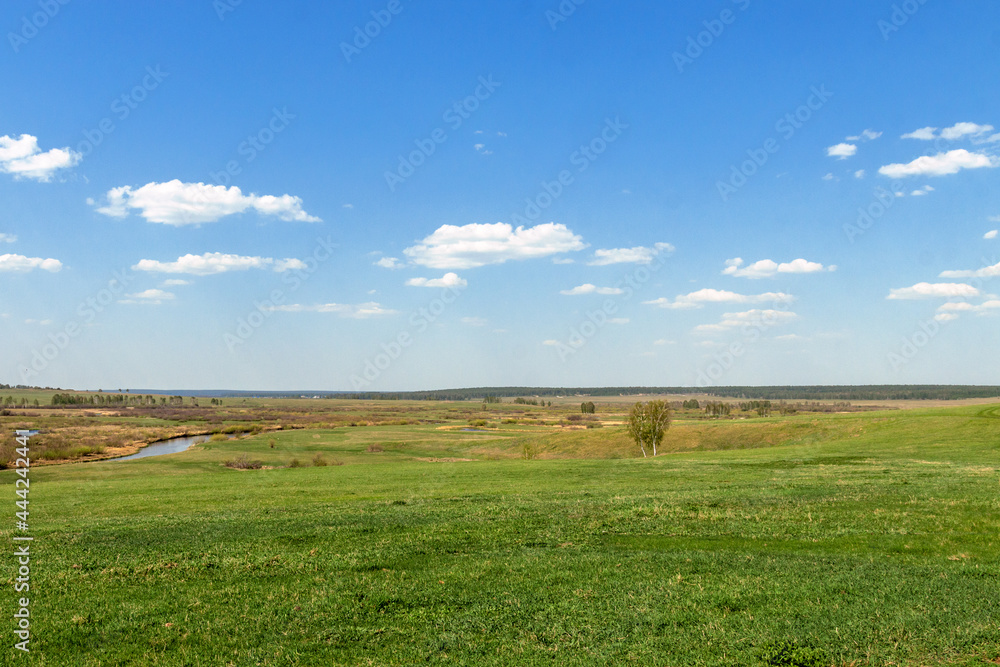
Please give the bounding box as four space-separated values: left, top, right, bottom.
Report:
4 404 1000 665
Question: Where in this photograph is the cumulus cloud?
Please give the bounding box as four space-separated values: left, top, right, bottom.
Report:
827 143 857 159
264 302 396 318
901 127 938 140
132 252 306 275
119 289 175 305
403 222 585 269
984 230 998 240
938 260 1000 279
0 134 81 182
0 254 62 273
723 258 832 279
935 300 1000 321
588 242 674 266
405 272 467 288
887 282 981 299
644 288 794 310
693 309 798 334
375 257 404 269
941 122 994 140
878 150 996 178
91 180 321 225
559 284 625 296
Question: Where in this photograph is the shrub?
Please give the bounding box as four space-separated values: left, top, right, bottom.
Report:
521 442 537 460
366 444 384 453
312 453 328 467
468 419 488 428
209 433 228 442
223 454 263 470
288 458 302 468
586 422 604 429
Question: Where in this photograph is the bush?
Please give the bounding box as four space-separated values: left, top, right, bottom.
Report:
366 444 384 453
312 453 328 467
468 419 488 428
223 454 263 470
586 422 604 429
521 442 537 460
209 433 228 442
288 458 302 468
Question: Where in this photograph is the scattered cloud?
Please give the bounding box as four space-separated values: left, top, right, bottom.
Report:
588 242 674 266
552 258 575 265
91 180 321 225
264 302 396 318
984 230 998 240
559 284 625 296
827 143 857 159
854 170 866 179
902 122 995 141
910 185 935 196
119 288 175 305
0 134 81 182
693 309 798 333
935 300 1000 321
132 252 306 275
461 317 487 327
161 279 191 286
0 254 62 273
0 233 16 243
406 272 467 288
375 257 405 270
644 288 794 310
938 261 1000 279
403 222 586 269
723 257 833 279
901 127 938 140
879 149 996 178
887 282 981 299
822 173 836 181
474 143 493 156
846 129 882 141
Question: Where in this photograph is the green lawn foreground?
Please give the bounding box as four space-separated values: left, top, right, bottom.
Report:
4 405 1000 666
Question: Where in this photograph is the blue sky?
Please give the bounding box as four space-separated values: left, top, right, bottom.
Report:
2 0 999 391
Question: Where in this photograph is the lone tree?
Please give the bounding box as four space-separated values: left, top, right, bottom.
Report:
626 400 672 457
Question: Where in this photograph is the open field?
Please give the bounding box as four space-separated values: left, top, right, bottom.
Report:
2 401 1000 664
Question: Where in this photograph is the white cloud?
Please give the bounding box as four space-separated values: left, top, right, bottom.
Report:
461 317 487 327
0 233 16 243
827 143 857 159
404 222 585 269
878 149 996 178
934 313 959 322
854 170 866 179
474 143 493 155
822 173 836 181
132 252 305 275
559 284 625 296
901 127 938 140
264 302 396 319
887 282 981 299
910 185 935 196
119 289 175 305
693 309 798 333
0 134 81 182
723 257 831 279
406 272 467 288
91 180 321 225
161 279 191 286
552 258 575 265
846 129 882 141
588 242 674 266
0 254 62 273
940 122 994 140
984 230 998 240
644 288 794 310
939 261 1000 279
375 257 404 269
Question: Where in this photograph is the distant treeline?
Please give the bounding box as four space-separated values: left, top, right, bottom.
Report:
191 385 1000 402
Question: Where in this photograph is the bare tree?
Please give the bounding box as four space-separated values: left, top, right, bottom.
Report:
626 400 672 457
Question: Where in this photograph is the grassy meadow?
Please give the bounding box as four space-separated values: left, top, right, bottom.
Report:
2 396 1000 664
